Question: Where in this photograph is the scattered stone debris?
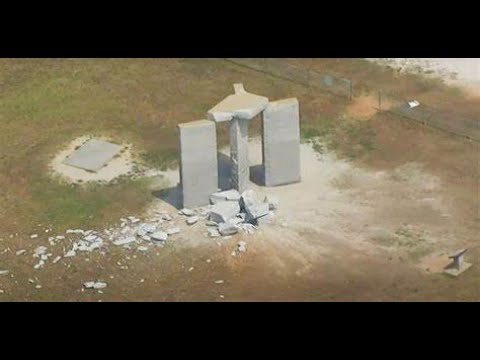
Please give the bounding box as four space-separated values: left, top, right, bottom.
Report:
218 222 238 236
408 100 420 109
64 250 76 258
151 231 168 243
208 228 221 238
209 201 241 223
113 237 136 246
179 208 196 217
7 189 277 286
186 216 199 225
84 281 107 290
232 241 247 257
237 241 247 253
166 227 180 235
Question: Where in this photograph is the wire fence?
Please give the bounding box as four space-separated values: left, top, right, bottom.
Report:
377 91 480 142
224 58 479 143
225 58 353 100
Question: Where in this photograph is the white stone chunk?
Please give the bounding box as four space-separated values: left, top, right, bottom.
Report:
210 189 241 204
209 201 240 224
218 222 238 236
150 231 168 242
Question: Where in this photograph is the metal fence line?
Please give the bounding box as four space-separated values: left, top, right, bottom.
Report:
224 58 353 100
223 58 479 143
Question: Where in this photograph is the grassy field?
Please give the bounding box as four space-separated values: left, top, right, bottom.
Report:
0 58 477 237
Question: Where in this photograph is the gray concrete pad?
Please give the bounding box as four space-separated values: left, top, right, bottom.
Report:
207 90 269 122
62 139 122 172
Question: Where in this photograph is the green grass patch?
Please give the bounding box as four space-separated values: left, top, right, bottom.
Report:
29 176 151 230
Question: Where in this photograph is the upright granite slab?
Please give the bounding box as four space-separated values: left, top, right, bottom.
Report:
262 98 301 186
178 120 218 208
230 117 250 192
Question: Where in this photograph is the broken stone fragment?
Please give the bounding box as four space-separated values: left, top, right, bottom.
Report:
218 222 239 236
237 241 247 253
84 281 107 290
150 231 168 242
228 217 244 226
34 260 45 270
166 227 180 235
209 201 241 223
208 228 221 238
264 195 279 210
257 212 275 226
245 203 270 224
137 223 156 237
241 190 270 223
240 190 259 211
210 189 241 204
113 237 136 246
237 223 257 234
186 216 199 225
33 246 48 257
161 214 173 221
64 250 76 258
179 208 196 217
84 234 99 242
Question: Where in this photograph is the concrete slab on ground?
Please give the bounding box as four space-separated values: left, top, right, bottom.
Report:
63 139 122 172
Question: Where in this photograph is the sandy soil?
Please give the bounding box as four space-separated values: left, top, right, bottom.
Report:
367 58 480 97
1 134 477 301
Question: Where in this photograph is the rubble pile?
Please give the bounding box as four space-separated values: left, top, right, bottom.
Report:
202 189 277 237
1 189 278 293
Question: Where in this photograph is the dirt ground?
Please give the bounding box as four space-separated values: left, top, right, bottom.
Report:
1 130 478 302
0 58 478 301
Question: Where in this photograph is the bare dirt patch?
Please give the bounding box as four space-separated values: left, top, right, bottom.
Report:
346 95 380 120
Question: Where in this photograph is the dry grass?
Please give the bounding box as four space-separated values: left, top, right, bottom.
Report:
0 58 340 236
0 58 477 239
